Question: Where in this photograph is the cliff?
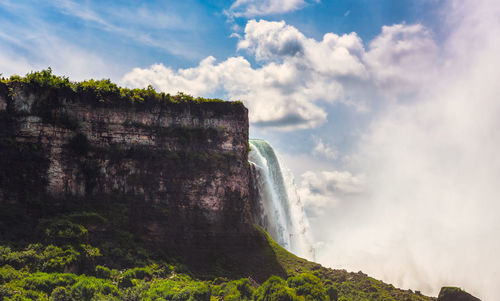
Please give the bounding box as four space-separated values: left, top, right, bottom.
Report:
0 77 275 280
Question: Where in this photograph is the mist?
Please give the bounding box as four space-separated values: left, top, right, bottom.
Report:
312 1 500 299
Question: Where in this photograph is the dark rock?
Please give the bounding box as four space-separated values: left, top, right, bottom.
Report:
438 287 481 301
0 82 276 280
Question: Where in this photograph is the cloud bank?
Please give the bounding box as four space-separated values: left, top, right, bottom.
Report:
306 1 500 299
123 19 435 130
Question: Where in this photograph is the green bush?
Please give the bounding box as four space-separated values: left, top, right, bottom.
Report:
253 276 300 301
0 265 22 284
0 244 79 272
10 288 48 300
21 272 79 294
70 277 103 301
49 286 72 301
212 278 253 301
40 218 88 244
95 265 112 279
119 266 154 287
140 278 211 301
8 68 228 106
101 282 120 296
325 284 338 301
23 68 72 89
40 245 80 272
287 273 328 301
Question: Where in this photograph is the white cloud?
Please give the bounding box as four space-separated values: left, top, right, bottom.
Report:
298 170 364 213
228 0 312 17
311 1 500 299
122 19 439 130
364 23 439 97
124 19 404 130
312 139 338 160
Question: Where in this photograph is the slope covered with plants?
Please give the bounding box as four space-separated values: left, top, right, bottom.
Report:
0 70 473 300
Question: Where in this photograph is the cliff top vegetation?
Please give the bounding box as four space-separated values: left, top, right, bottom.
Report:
1 68 241 107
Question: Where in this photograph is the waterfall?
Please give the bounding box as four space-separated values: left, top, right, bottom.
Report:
249 139 315 261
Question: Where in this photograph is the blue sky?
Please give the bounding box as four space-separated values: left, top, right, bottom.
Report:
2 1 500 299
0 0 443 167
0 0 443 72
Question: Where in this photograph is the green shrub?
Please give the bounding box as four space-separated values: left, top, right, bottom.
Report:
49 286 72 301
0 265 22 284
325 284 338 301
212 278 253 301
122 267 153 281
95 265 112 279
40 245 80 272
70 277 103 301
21 272 79 294
287 273 328 301
0 244 80 272
0 245 39 270
23 68 71 89
8 69 229 107
253 276 300 301
140 279 211 301
40 218 88 244
101 282 120 296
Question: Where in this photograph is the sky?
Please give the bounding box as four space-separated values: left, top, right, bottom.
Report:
2 0 500 299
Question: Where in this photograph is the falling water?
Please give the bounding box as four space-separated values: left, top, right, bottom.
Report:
248 139 315 261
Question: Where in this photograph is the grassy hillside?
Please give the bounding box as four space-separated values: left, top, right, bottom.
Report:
0 200 436 301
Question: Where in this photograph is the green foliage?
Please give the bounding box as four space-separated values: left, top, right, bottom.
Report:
255 226 433 301
70 277 105 301
325 284 338 301
0 228 436 301
253 276 300 301
6 68 230 107
22 68 72 89
21 272 79 294
0 265 23 284
287 273 328 301
211 278 253 301
49 286 72 301
122 267 153 281
254 226 319 275
95 265 111 279
39 218 88 245
0 244 80 273
140 278 211 301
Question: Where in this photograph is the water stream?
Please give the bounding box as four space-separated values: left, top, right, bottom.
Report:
249 139 315 261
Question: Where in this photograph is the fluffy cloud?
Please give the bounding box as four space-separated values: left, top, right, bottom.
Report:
310 1 500 299
237 20 305 60
298 170 364 213
364 23 439 96
228 0 314 17
125 19 434 130
312 139 338 160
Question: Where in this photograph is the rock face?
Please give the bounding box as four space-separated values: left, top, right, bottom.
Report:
0 82 264 275
438 287 481 301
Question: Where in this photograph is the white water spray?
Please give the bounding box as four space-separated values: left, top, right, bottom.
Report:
248 139 315 260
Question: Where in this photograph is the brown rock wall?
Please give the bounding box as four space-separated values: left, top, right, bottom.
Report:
0 83 255 257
